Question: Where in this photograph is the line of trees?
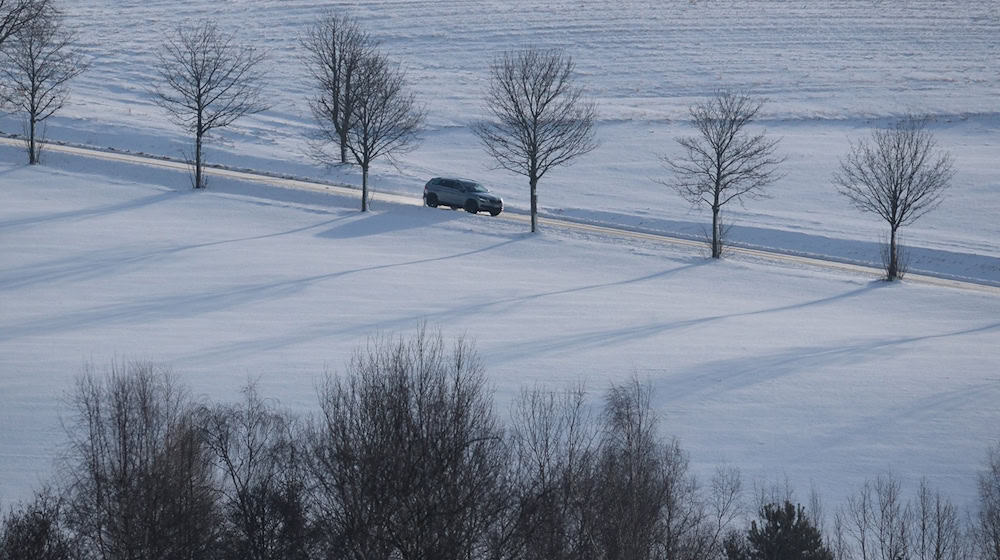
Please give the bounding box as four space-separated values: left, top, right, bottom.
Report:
0 5 958 278
2 330 999 560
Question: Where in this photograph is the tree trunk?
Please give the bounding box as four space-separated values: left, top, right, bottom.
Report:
530 176 538 233
361 164 369 212
28 115 36 165
711 205 721 259
340 74 351 164
195 132 203 189
888 225 898 281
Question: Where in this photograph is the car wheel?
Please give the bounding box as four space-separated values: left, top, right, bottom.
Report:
464 199 478 214
489 209 501 217
425 193 438 208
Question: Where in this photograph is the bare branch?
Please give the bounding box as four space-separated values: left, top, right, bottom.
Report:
0 0 49 49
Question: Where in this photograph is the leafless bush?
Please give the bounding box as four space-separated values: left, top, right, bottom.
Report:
0 488 71 560
306 327 507 560
846 480 877 560
879 235 910 280
200 382 312 560
62 361 222 560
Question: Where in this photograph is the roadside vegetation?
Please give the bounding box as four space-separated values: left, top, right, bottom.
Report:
2 329 998 560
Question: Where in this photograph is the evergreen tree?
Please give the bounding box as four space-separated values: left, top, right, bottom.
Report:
727 501 833 560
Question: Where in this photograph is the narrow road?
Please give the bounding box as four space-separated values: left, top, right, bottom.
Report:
5 136 998 296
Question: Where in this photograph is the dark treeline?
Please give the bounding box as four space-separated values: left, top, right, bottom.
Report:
2 329 998 560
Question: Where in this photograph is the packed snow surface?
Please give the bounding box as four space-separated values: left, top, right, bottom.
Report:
1 0 998 511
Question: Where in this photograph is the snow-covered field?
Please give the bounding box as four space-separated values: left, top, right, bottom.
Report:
2 0 997 280
1 1 999 510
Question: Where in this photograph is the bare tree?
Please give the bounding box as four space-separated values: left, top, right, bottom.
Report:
661 91 783 258
1 8 86 164
153 21 268 189
200 382 312 560
833 117 954 280
981 443 1000 560
874 475 911 560
911 478 965 560
594 378 668 560
335 50 423 212
843 475 914 560
658 443 738 560
473 48 597 233
63 361 222 560
306 327 506 560
846 481 877 560
590 379 739 560
506 384 599 560
302 12 375 165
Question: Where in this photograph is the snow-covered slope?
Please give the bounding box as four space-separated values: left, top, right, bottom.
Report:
1 1 998 509
2 148 999 510
0 1 994 280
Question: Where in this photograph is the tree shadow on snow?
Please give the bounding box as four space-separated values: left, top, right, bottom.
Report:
0 215 354 292
484 280 886 366
0 235 525 344
0 190 178 232
316 206 464 239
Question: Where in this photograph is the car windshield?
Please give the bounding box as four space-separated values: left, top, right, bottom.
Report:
463 182 487 193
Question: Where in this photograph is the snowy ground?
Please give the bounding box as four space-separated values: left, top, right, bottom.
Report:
1 0 999 511
0 0 996 281
2 147 999 511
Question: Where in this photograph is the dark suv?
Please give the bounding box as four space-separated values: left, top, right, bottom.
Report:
423 177 503 216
